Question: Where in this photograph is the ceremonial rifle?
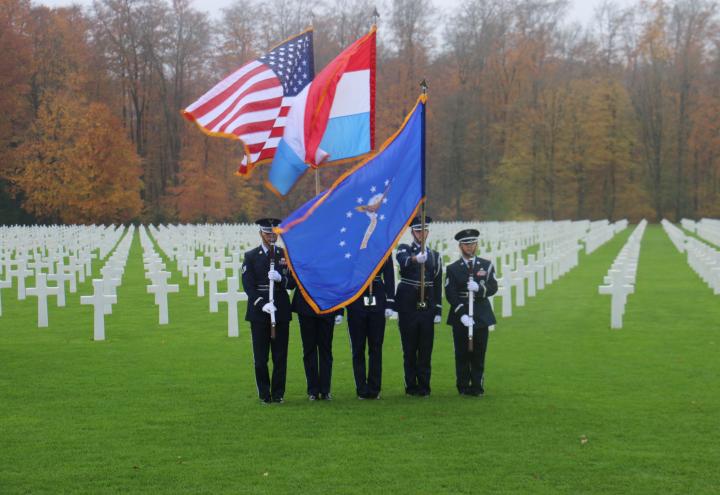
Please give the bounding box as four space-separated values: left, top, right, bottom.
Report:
467 259 474 352
269 241 277 339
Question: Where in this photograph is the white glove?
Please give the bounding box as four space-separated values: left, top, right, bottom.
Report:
268 269 281 282
334 315 343 325
384 308 394 318
262 301 277 314
415 251 427 264
461 314 473 327
467 280 480 292
433 315 442 324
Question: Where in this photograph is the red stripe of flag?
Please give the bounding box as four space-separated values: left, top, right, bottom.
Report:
189 64 271 119
229 119 277 137
205 78 281 131
217 96 283 133
269 127 285 138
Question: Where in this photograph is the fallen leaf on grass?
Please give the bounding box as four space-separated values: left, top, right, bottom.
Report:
580 435 588 445
263 472 269 477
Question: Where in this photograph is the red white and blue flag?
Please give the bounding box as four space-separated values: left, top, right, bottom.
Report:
182 30 314 176
266 27 376 196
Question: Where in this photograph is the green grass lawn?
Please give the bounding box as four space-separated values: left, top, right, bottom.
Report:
1 225 719 494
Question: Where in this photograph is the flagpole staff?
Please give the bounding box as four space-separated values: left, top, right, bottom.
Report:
467 262 474 352
308 9 321 196
269 241 277 339
418 79 428 310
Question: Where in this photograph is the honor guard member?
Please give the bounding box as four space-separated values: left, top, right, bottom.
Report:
394 216 443 397
445 229 498 396
292 289 340 401
346 256 396 399
242 218 296 404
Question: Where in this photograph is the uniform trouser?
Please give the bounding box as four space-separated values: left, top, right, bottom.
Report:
398 310 435 394
298 314 334 396
347 309 385 397
250 320 290 400
451 324 489 394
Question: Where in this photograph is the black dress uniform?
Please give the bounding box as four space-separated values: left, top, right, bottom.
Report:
394 216 442 396
292 290 337 400
242 219 296 404
445 229 498 396
346 256 396 399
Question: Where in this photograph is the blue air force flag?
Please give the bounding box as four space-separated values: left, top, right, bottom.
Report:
276 95 427 313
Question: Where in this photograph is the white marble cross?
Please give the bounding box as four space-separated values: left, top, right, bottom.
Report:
147 271 179 324
510 259 527 307
80 279 117 341
526 254 538 297
188 257 204 287
47 267 73 307
10 261 32 301
25 272 60 327
215 276 248 337
598 270 635 329
205 267 226 313
228 252 243 280
0 277 11 317
63 258 79 293
495 274 513 317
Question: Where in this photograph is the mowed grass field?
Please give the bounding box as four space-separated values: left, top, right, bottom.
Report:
1 224 719 494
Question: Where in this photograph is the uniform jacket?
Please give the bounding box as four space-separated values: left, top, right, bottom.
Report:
242 244 295 323
394 242 442 316
445 256 498 327
346 257 396 313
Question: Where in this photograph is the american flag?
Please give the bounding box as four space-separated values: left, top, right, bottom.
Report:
183 30 314 175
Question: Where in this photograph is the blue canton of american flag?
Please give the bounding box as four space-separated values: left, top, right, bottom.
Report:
259 33 314 96
183 30 314 173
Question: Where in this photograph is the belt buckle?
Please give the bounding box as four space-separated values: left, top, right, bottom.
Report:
363 295 377 307
416 300 427 310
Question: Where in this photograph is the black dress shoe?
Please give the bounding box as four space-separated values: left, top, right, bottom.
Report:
260 397 272 405
308 394 317 401
319 393 332 401
272 397 284 403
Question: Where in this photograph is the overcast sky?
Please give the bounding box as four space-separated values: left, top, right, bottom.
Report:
35 0 638 27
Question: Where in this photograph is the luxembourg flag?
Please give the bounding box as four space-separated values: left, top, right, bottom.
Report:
266 27 376 196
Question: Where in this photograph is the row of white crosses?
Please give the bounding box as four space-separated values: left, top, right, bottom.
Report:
136 220 624 335
79 227 134 340
682 218 720 247
598 219 647 329
145 224 249 337
492 221 588 319
662 220 688 252
585 219 628 254
1 225 124 326
665 220 720 295
139 226 179 325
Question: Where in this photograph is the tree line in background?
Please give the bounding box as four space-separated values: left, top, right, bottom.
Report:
1 0 719 225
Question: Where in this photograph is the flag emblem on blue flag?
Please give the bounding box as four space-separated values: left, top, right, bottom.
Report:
276 95 427 313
